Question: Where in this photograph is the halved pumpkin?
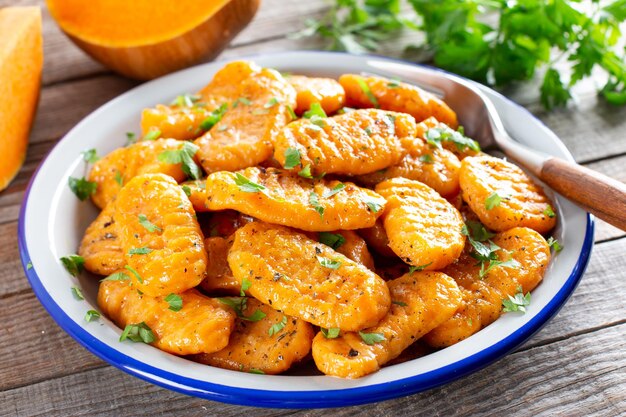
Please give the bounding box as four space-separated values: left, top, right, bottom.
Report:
0 7 43 192
46 0 260 80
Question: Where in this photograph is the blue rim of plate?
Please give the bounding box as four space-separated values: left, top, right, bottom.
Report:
18 51 595 409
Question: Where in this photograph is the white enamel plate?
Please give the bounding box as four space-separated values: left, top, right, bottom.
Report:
19 52 593 408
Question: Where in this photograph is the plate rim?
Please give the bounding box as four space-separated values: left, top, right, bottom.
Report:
18 50 595 409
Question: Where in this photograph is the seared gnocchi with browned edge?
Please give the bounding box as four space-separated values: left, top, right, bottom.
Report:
67 60 559 379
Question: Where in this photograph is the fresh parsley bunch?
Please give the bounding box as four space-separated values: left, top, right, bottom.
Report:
296 0 626 109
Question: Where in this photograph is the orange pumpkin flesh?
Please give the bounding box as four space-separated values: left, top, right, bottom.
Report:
0 7 42 191
46 0 260 80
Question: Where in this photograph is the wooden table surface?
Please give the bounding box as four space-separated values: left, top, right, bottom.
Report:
1 1 625 416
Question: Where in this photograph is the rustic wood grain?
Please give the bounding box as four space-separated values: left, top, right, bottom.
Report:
1 238 623 394
1 322 623 416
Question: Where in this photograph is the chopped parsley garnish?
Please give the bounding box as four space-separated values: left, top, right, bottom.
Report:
143 128 161 141
26 261 33 270
128 247 153 256
361 196 383 213
264 97 280 108
157 141 202 180
419 154 434 164
81 149 99 163
171 93 201 107
317 256 342 270
249 368 265 375
138 214 162 232
164 293 183 312
323 183 346 198
125 265 143 283
286 105 297 120
309 192 324 217
298 164 313 179
232 97 252 107
303 102 327 119
240 278 252 297
485 192 509 210
234 173 266 193
101 272 130 282
85 310 101 322
319 232 346 250
181 185 192 197
387 79 401 88
114 170 123 186
126 132 137 146
321 327 340 339
119 322 155 344
358 331 385 345
424 126 480 152
356 77 379 108
218 297 266 322
479 257 521 278
392 300 408 307
60 255 85 277
309 115 326 128
68 177 97 201
200 103 228 130
283 147 301 169
408 263 432 273
71 286 84 300
547 236 563 252
544 205 556 218
502 286 531 313
268 315 288 336
462 220 519 278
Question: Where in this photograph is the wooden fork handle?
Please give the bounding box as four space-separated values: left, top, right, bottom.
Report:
540 157 626 231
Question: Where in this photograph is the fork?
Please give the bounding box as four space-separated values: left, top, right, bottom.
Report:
367 60 626 232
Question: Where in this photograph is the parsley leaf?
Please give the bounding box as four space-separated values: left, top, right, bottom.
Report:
60 255 85 277
143 128 161 141
425 126 480 152
265 97 280 108
126 132 137 146
114 170 123 186
317 256 342 270
234 173 266 193
249 368 265 374
232 97 252 107
101 272 130 282
356 77 379 108
128 247 153 256
323 183 346 198
68 177 97 201
124 265 143 284
138 214 162 232
283 147 302 169
419 154 434 164
309 192 324 217
157 141 202 180
82 149 99 163
361 195 383 213
164 294 183 312
26 261 33 270
268 315 288 336
359 331 386 345
392 300 408 307
171 93 201 107
303 102 327 119
544 205 556 218
502 286 531 313
319 232 346 250
485 192 509 210
321 327 340 339
547 236 564 252
120 322 155 343
298 164 313 179
217 297 266 322
240 278 252 297
408 263 432 273
181 185 192 197
71 286 84 300
85 310 101 322
200 104 228 131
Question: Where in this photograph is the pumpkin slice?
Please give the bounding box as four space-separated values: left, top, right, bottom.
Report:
46 0 260 80
0 7 42 191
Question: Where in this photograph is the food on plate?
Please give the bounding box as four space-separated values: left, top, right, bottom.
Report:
339 74 458 128
288 75 345 115
274 109 415 176
375 178 465 270
73 59 559 378
193 61 297 173
98 280 234 355
46 0 260 80
312 271 463 378
228 222 391 331
0 7 42 191
114 173 207 296
205 167 386 231
193 298 314 374
78 202 124 275
424 227 551 347
459 154 557 233
88 138 188 209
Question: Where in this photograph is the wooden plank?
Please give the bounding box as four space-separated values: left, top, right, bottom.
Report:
1 237 624 391
1 322 623 416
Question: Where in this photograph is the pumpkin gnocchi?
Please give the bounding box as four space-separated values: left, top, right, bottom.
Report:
75 60 558 379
